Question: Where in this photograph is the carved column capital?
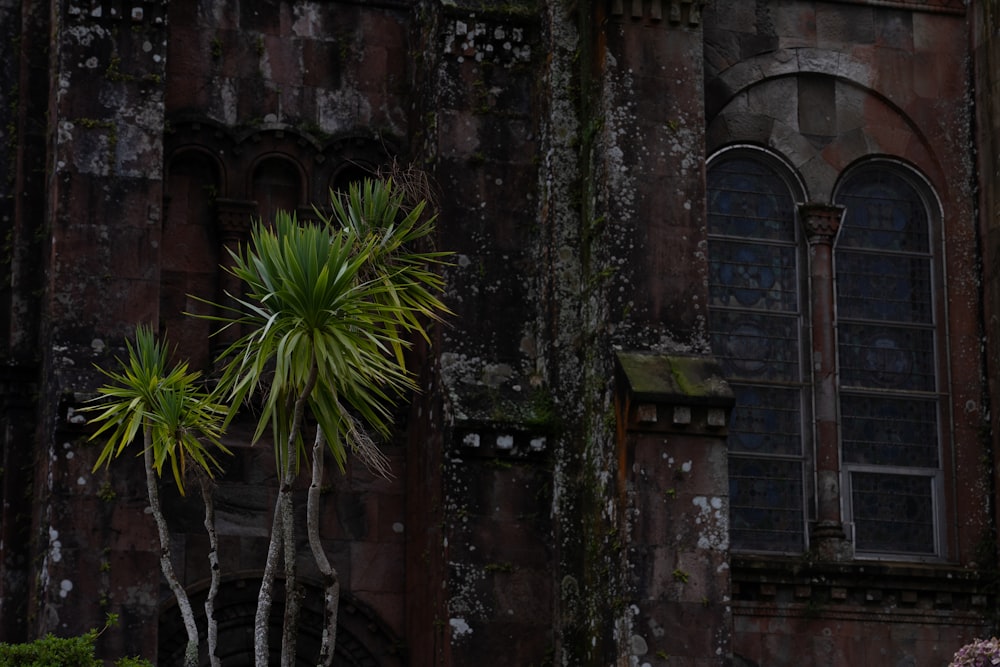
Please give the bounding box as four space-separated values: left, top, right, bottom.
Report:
215 198 257 241
799 203 844 245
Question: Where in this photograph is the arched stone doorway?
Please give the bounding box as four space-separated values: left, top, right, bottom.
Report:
158 576 405 666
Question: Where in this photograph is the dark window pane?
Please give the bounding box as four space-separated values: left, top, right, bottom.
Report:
728 384 803 456
851 472 935 554
709 310 801 383
836 249 932 323
836 164 941 558
841 394 939 468
836 169 929 252
729 457 805 552
838 322 936 391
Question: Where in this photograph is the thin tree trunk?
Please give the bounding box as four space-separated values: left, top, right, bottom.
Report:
200 475 221 667
256 365 319 667
254 493 285 667
307 429 339 667
279 470 299 667
144 431 199 667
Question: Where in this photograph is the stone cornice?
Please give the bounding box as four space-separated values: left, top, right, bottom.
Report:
822 0 964 15
732 555 992 623
610 0 706 26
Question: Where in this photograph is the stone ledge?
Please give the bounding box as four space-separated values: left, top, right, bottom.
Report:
732 555 991 618
615 351 734 435
823 0 964 16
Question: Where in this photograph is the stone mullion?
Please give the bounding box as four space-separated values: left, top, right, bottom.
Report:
799 203 851 561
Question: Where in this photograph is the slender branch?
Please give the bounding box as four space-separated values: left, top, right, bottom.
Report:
200 475 221 667
144 430 199 667
308 428 339 667
257 363 320 667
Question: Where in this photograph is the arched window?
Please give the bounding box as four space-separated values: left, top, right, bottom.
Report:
252 156 303 223
834 162 943 557
706 149 810 553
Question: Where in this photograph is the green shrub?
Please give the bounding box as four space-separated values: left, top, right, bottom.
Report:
114 658 154 667
0 614 153 667
0 629 101 667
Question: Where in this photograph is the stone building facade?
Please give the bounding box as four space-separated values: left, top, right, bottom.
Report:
1 0 999 665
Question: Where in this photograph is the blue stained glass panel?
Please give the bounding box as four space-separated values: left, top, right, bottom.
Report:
708 310 800 383
707 158 796 241
709 239 798 311
708 153 806 554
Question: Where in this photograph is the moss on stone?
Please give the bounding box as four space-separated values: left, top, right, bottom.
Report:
615 351 732 405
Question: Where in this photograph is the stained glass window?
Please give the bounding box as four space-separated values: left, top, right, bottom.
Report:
707 153 807 553
849 472 937 555
835 164 941 557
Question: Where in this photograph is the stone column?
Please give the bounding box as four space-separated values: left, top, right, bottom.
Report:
799 203 851 560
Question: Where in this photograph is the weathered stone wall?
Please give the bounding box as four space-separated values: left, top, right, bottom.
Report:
732 559 989 667
615 353 734 665
973 0 1000 582
591 2 724 664
598 0 710 349
30 0 170 658
424 2 563 664
2 0 997 665
0 0 48 645
166 0 411 139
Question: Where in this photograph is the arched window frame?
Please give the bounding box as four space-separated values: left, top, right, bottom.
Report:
833 158 949 561
249 153 308 223
705 145 814 554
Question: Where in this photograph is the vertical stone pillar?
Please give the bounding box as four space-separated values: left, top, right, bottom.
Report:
602 0 709 337
33 0 169 659
615 352 733 666
799 203 851 560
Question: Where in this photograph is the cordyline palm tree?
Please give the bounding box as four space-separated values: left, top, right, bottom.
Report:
85 325 230 667
205 178 449 667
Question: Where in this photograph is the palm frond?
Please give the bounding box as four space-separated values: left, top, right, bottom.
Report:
198 178 451 479
83 325 230 495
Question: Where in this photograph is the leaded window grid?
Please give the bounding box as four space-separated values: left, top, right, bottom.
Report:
834 160 946 561
706 147 812 555
844 465 944 558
